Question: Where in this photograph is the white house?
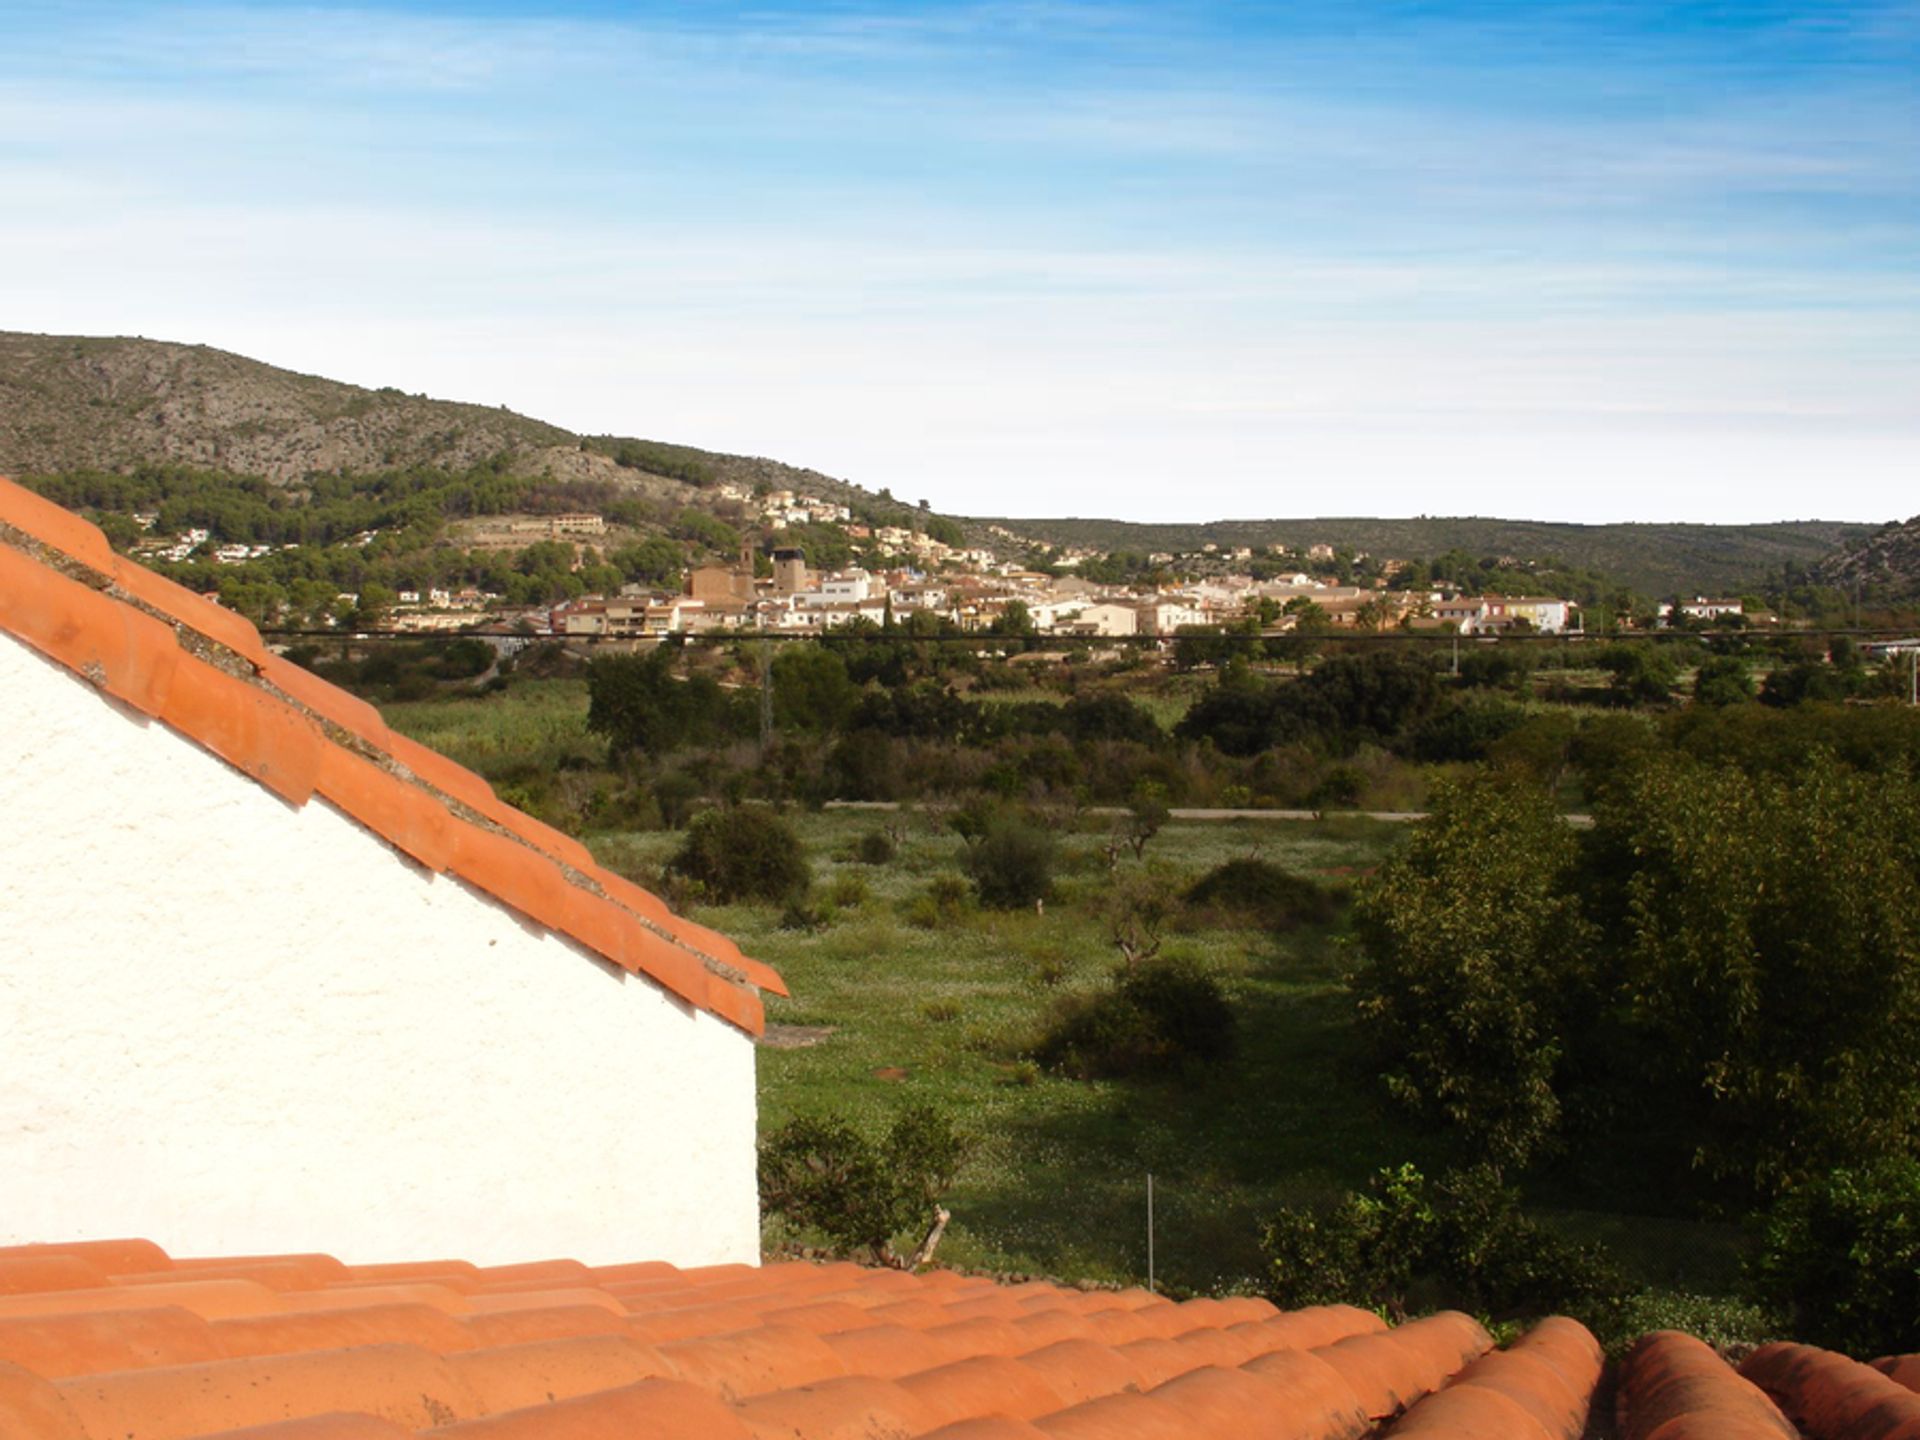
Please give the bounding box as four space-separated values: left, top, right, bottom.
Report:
808 569 875 604
0 478 782 1269
1073 602 1141 637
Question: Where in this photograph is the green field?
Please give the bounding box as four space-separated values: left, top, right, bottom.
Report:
594 810 1427 1292
384 680 1752 1309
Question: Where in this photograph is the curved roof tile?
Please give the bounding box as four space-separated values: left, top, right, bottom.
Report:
0 1237 1792 1440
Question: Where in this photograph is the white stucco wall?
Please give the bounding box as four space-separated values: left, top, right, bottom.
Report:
0 632 760 1267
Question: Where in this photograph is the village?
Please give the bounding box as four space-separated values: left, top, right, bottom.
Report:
295 488 1603 641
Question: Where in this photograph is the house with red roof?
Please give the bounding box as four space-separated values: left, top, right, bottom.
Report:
0 476 783 1269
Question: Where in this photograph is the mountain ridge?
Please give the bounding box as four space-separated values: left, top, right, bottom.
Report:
0 330 1876 596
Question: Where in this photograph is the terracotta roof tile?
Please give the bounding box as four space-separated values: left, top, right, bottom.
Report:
922 1419 1052 1440
1033 1388 1205 1440
821 1323 973 1379
463 1306 630 1349
53 1344 484 1438
737 1374 939 1440
0 1238 1764 1440
1387 1318 1602 1440
446 1335 678 1414
0 1360 90 1440
0 477 780 1034
898 1355 1069 1426
0 1239 173 1276
0 1277 283 1323
1878 1356 1920 1394
663 1325 848 1402
1236 1349 1371 1440
1617 1331 1796 1440
0 1307 223 1379
211 1306 480 1360
0 1255 109 1297
426 1375 759 1440
1006 1311 1092 1348
196 1418 421 1440
1739 1341 1920 1440
192 1420 422 1440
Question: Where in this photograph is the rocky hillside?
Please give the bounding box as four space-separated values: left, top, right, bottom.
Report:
0 332 593 482
1815 515 1920 599
0 332 868 510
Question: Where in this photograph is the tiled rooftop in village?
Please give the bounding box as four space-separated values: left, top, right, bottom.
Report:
4 1239 1913 1440
0 475 781 1035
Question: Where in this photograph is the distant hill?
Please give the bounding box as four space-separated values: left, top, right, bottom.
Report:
0 331 883 514
1814 515 1920 600
0 330 1873 598
983 515 1868 599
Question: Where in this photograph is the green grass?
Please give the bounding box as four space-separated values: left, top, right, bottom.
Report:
383 682 1753 1308
596 811 1444 1291
383 679 598 777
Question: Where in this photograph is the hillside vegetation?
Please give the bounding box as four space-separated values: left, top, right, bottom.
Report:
0 331 886 517
986 515 1867 599
1815 512 1920 600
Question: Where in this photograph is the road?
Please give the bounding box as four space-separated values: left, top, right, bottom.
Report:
823 801 1595 825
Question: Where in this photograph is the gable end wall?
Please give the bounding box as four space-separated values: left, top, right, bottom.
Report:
0 632 759 1265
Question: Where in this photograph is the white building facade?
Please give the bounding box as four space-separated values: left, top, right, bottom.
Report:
0 480 779 1269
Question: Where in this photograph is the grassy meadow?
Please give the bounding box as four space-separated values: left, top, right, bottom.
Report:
382 674 1751 1307
598 808 1424 1292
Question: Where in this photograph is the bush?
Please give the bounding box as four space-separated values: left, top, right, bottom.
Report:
665 806 810 904
903 874 973 929
827 872 872 910
1406 698 1530 763
1186 858 1337 931
1749 1156 1920 1356
854 830 897 865
1692 655 1755 707
759 1105 968 1268
1262 1163 1625 1330
1035 957 1235 1079
778 898 833 931
961 813 1056 909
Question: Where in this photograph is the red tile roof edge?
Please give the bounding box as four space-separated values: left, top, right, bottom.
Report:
0 477 783 1033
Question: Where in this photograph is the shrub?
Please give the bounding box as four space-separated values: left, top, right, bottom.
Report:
827 872 872 910
1262 1163 1625 1329
1406 698 1529 763
961 813 1056 909
1185 858 1337 931
652 771 702 829
1692 655 1755 707
854 830 897 865
665 806 810 904
778 898 832 931
1035 957 1235 1079
903 874 973 929
759 1105 968 1268
1749 1156 1920 1356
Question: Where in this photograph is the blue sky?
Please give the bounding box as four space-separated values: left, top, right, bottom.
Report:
2 1 1915 523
